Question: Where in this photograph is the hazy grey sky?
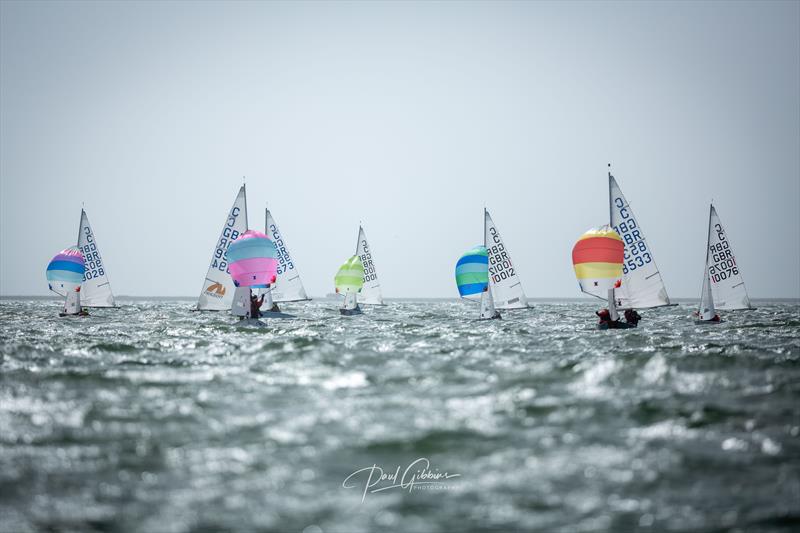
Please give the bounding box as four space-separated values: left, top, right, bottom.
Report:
2 0 798 298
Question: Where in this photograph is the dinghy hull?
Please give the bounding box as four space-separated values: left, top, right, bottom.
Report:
598 321 636 330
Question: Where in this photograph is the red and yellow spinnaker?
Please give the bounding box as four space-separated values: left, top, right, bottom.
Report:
572 226 624 299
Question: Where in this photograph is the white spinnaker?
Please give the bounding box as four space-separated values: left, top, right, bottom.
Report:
707 205 752 310
77 209 116 307
197 186 248 310
266 209 309 302
484 209 528 309
355 226 384 305
609 175 671 309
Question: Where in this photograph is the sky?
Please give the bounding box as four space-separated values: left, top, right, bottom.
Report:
1 0 798 299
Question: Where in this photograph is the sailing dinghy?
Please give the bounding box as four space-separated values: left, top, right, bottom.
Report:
484 208 529 309
608 168 672 312
456 245 501 320
355 226 384 305
572 226 636 328
196 186 248 311
46 247 87 317
336 256 365 315
695 203 754 322
227 230 280 325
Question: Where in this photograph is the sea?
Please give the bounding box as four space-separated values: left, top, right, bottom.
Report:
1 298 798 533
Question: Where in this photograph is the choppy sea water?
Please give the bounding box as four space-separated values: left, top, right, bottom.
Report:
0 299 798 533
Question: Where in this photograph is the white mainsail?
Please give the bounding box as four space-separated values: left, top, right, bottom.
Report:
609 173 671 309
197 186 248 310
355 226 384 305
484 209 528 309
265 208 309 302
77 209 116 307
706 204 752 310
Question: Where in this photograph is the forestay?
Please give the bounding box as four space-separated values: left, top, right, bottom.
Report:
266 208 309 302
609 174 671 309
77 209 116 307
197 186 248 310
355 226 384 305
706 204 752 310
484 209 528 309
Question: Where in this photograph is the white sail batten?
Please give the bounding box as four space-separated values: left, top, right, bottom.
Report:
355 226 384 305
197 186 249 311
484 209 528 309
77 210 116 307
706 205 752 310
265 208 309 303
609 175 671 309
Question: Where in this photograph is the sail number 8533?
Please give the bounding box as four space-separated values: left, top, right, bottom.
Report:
613 197 652 274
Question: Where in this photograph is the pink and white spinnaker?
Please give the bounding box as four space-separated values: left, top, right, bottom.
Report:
226 230 278 288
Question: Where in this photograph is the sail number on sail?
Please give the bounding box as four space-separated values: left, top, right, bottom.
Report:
80 226 105 280
612 197 652 274
487 227 514 283
708 223 738 283
210 207 242 273
268 223 295 275
359 240 377 282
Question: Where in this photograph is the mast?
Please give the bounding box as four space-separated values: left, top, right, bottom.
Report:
242 179 249 231
355 224 362 256
699 202 714 314
483 207 487 248
77 208 85 247
607 163 613 227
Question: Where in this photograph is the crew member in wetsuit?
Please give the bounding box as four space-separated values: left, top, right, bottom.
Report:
250 293 264 318
624 309 641 326
596 308 612 327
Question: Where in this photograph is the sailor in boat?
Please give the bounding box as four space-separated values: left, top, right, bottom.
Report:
249 293 265 319
693 310 721 322
595 308 637 329
623 309 641 326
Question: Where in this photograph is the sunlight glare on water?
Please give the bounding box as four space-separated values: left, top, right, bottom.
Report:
0 299 798 532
